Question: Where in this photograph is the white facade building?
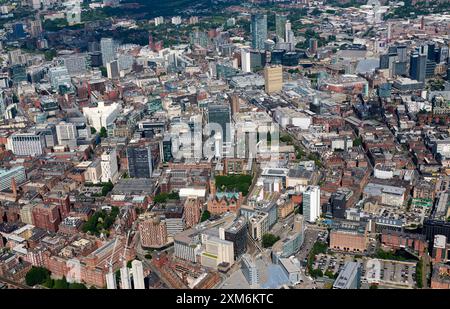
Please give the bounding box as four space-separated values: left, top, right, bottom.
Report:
8 132 46 156
303 186 321 223
82 101 121 132
101 148 119 183
131 260 145 289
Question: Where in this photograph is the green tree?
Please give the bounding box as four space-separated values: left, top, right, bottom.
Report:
99 127 108 138
53 276 69 289
90 127 97 134
262 233 280 248
69 282 87 289
25 267 51 286
201 210 211 222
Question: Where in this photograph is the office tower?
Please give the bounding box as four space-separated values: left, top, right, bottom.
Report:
427 42 436 62
241 49 251 73
106 272 117 289
131 260 145 289
126 144 153 178
59 54 88 76
250 50 267 71
48 66 71 90
8 131 46 156
332 262 361 289
264 65 283 94
10 65 27 83
200 234 234 268
251 14 267 50
120 263 131 289
285 22 295 51
82 101 121 131
379 54 390 69
275 14 287 42
100 148 119 183
432 235 447 263
106 60 119 79
56 121 78 147
241 254 259 286
161 134 173 162
12 23 26 39
409 53 427 82
303 186 321 223
426 60 436 79
396 45 408 62
89 52 102 67
88 41 100 52
224 217 248 259
331 192 347 219
208 103 231 144
100 38 118 67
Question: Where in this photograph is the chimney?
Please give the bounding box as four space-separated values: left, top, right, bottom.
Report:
11 177 17 197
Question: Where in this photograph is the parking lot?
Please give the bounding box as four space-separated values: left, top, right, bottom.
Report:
296 227 324 265
363 259 416 288
313 253 361 276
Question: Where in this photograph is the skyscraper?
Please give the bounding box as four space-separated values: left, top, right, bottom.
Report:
100 148 119 183
251 14 267 50
106 272 117 289
106 60 120 79
275 14 287 42
100 38 118 67
264 65 283 94
126 144 153 178
410 53 427 82
303 186 321 223
120 263 132 289
131 260 145 289
208 103 231 144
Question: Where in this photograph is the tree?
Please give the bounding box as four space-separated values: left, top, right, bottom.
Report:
90 127 97 134
25 267 51 286
99 66 107 77
69 282 87 289
369 284 378 289
99 127 108 138
53 276 69 289
201 210 211 222
262 233 280 248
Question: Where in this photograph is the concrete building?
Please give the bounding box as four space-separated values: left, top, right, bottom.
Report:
8 131 46 156
264 65 283 94
131 259 145 289
200 233 234 269
56 122 78 147
303 186 321 223
100 148 119 183
82 101 121 132
333 261 361 289
241 253 259 285
100 38 118 67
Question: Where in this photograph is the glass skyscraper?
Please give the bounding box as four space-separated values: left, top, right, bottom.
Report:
100 38 118 67
126 144 153 178
409 53 427 82
251 14 267 50
275 14 287 42
208 103 231 143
